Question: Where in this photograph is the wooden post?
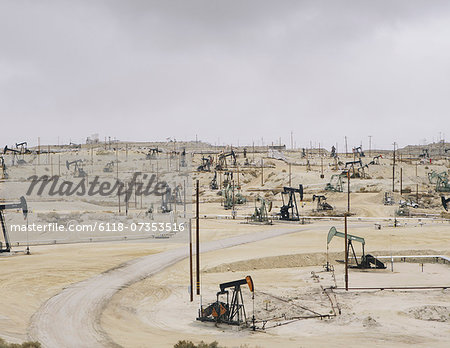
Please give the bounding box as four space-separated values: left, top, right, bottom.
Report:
232 180 235 219
345 214 348 291
392 143 396 192
140 179 143 209
320 157 324 178
125 182 129 216
38 137 40 165
400 167 403 195
189 218 193 302
196 180 200 295
290 131 293 149
183 179 186 218
117 149 120 213
252 141 255 162
237 164 240 187
289 163 292 187
345 136 348 158
261 159 264 186
347 172 351 213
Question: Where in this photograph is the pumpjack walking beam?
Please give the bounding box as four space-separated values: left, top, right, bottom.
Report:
3 146 26 165
15 142 31 154
0 196 28 252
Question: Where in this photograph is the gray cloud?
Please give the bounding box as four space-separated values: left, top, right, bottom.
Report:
1 1 449 149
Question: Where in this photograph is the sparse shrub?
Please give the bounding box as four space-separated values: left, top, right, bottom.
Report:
0 338 41 348
174 341 221 348
174 341 196 348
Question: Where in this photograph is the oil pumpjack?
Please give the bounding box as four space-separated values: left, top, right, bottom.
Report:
198 276 255 328
0 196 28 253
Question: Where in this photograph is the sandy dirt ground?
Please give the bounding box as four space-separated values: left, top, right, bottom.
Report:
29 225 303 347
0 144 448 347
99 219 449 348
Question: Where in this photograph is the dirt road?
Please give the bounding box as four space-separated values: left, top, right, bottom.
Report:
28 226 303 348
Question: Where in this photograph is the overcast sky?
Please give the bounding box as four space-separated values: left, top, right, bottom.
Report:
1 0 449 150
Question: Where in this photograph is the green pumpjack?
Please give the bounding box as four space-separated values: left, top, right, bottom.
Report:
327 227 385 269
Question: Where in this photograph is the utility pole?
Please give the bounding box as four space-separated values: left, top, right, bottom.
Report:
125 182 129 216
392 142 397 192
344 214 349 291
291 131 293 150
231 180 235 219
261 158 264 186
252 141 255 162
320 157 324 178
368 135 372 157
289 163 292 187
196 180 200 296
400 167 403 195
347 171 351 213
345 136 348 158
117 147 120 213
189 219 193 302
38 137 40 165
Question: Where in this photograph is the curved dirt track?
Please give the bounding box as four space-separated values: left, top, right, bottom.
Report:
29 227 304 348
